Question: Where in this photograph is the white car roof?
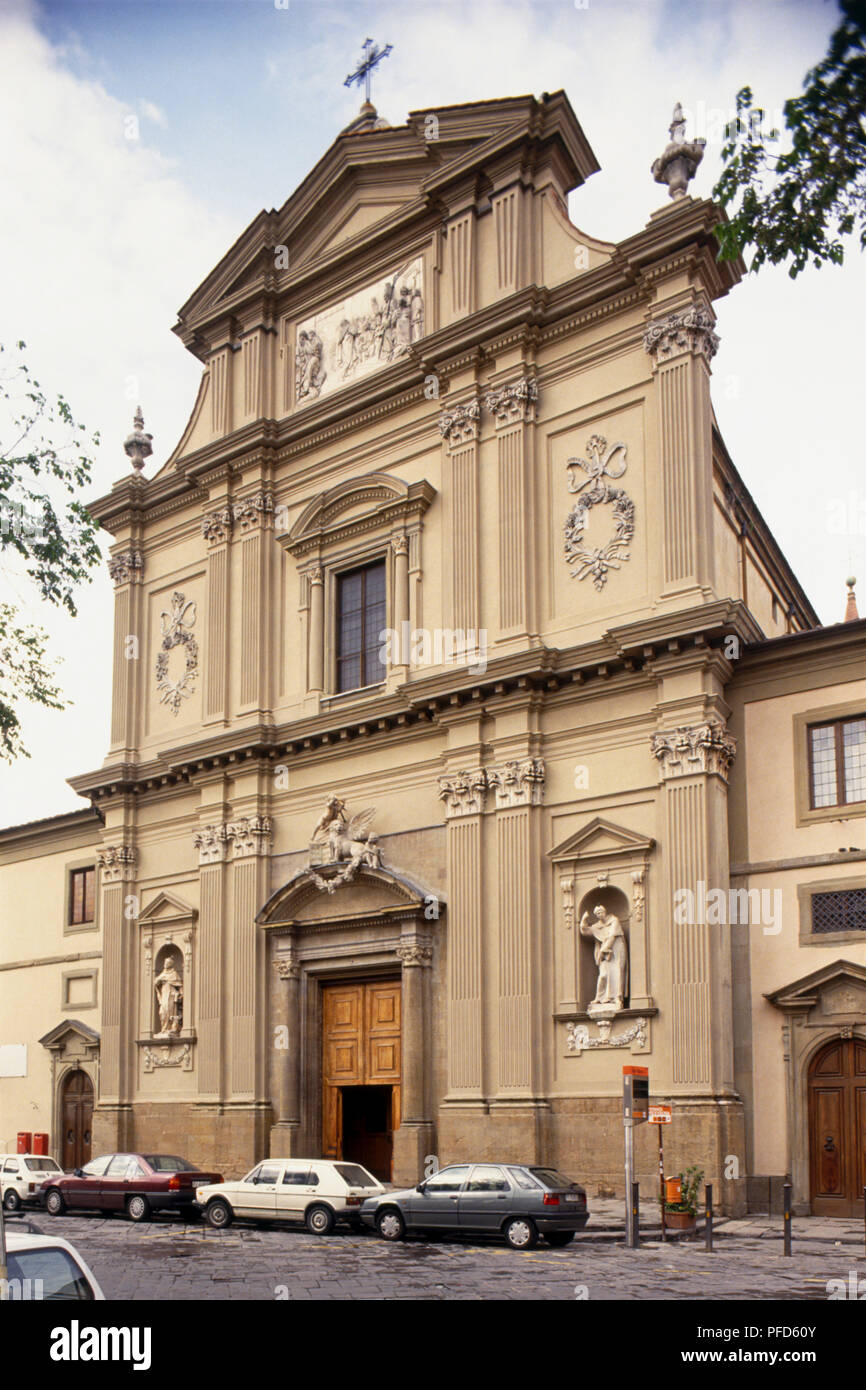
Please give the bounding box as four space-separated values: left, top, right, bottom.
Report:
5 1230 107 1299
0 1153 58 1162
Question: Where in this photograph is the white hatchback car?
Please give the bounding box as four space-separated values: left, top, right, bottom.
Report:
195 1158 385 1234
4 1230 106 1300
1 1153 65 1212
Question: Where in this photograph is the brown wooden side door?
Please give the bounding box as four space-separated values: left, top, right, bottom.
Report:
61 1070 93 1172
809 1038 866 1216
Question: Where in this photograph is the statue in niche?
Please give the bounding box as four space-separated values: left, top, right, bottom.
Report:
579 904 628 1013
154 952 184 1037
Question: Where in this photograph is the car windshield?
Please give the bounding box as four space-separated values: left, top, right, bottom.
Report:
24 1158 61 1173
334 1163 379 1187
141 1155 197 1172
529 1168 580 1189
7 1247 95 1300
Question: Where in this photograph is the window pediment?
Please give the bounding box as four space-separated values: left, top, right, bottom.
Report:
282 472 434 558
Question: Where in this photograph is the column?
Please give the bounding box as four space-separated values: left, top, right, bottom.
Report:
234 492 273 711
484 377 538 642
643 304 718 598
92 843 136 1152
193 823 228 1100
651 720 737 1089
437 769 488 1098
392 940 435 1186
391 535 409 676
227 816 272 1100
439 402 481 632
270 953 301 1154
308 566 324 691
107 549 143 753
201 508 232 724
488 758 545 1098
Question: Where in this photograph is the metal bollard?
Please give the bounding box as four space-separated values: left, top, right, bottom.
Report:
631 1180 640 1249
783 1181 792 1256
705 1183 713 1252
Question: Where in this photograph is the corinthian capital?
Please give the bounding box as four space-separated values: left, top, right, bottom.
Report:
97 844 136 882
107 551 143 585
651 720 737 782
437 767 488 818
438 401 480 449
487 757 545 809
643 306 719 365
201 508 233 546
484 377 538 428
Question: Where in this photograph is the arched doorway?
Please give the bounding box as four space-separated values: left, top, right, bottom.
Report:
808 1037 866 1216
61 1070 93 1172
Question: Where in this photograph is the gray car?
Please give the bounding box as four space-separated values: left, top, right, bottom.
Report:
360 1162 588 1249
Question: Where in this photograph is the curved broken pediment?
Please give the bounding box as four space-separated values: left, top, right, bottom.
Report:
257 862 437 928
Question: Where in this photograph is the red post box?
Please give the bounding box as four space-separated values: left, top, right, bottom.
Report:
17 1131 32 1153
665 1176 682 1204
32 1133 49 1156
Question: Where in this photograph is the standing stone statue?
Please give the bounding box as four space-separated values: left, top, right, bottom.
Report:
579 904 628 1011
154 957 183 1036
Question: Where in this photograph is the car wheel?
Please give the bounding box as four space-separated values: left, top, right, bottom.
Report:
126 1194 151 1223
305 1204 335 1236
376 1208 405 1242
504 1216 538 1250
45 1188 65 1216
206 1198 233 1230
545 1231 575 1248
3 1189 22 1213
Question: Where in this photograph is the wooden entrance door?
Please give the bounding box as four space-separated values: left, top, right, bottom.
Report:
61 1070 93 1172
322 980 401 1179
808 1037 866 1216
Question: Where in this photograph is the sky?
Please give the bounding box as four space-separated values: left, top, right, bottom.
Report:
0 0 862 824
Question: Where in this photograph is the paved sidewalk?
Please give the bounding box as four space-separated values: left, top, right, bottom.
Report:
586 1197 866 1247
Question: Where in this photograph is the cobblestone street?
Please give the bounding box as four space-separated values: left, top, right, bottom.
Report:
12 1209 865 1301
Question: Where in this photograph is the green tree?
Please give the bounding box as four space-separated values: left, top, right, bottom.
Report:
714 0 866 277
0 341 101 761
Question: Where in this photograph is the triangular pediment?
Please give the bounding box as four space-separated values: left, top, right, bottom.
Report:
173 92 599 361
765 960 866 1012
548 816 655 864
39 1019 100 1051
139 890 197 924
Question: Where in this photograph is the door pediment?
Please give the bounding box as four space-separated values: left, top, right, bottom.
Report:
765 959 866 1017
258 864 437 929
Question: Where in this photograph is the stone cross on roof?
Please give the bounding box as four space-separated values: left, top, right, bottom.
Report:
344 37 393 105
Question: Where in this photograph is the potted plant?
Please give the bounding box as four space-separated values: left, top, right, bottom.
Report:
665 1165 704 1233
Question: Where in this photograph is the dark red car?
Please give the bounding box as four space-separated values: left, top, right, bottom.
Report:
40 1153 223 1223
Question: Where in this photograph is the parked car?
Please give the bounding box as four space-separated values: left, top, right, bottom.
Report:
195 1158 384 1234
1 1152 65 1211
4 1229 106 1299
39 1152 222 1222
360 1162 589 1249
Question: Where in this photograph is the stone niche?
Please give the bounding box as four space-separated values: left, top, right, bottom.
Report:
548 816 656 1056
137 891 197 1082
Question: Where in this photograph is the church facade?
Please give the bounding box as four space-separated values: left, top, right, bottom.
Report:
1 91 864 1216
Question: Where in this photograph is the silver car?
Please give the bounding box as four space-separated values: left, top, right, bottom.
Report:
360 1162 589 1249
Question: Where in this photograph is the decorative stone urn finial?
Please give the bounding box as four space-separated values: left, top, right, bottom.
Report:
651 102 706 201
124 406 153 473
844 576 859 622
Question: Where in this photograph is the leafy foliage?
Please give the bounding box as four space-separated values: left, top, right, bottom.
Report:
0 342 102 761
714 1 866 277
666 1165 705 1217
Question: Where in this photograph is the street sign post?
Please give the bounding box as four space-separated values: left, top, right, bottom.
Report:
622 1066 649 1248
648 1104 672 1240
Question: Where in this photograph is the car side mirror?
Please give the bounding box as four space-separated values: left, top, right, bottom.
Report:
416 1182 426 1193
73 1169 83 1178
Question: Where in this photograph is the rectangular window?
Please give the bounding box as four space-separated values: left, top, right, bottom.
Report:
336 561 387 693
811 888 866 935
808 716 866 809
68 868 96 926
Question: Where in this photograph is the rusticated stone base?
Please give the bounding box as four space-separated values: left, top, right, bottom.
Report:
95 1102 273 1179
547 1095 747 1215
392 1121 436 1186
436 1101 551 1168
